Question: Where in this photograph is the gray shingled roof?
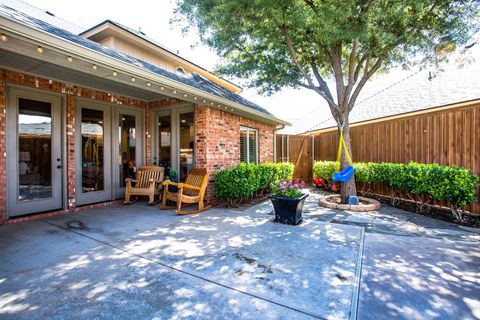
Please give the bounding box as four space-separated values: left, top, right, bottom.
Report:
0 3 274 117
80 19 242 90
0 0 84 34
300 48 480 133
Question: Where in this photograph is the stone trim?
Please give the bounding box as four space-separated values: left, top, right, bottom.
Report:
319 195 381 212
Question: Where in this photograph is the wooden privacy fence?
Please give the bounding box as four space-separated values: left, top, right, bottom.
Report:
275 134 313 182
280 100 480 214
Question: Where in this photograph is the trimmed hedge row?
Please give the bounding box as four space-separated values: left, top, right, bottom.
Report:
214 163 294 205
313 161 479 221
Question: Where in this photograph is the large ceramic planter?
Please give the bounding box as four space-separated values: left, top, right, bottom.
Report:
268 193 309 225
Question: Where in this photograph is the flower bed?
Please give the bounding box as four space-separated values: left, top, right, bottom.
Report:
313 161 479 222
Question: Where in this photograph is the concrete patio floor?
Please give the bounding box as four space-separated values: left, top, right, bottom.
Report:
1 189 479 319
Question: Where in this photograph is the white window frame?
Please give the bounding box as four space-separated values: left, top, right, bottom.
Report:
240 126 258 164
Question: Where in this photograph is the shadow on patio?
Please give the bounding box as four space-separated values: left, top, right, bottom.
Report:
0 203 363 319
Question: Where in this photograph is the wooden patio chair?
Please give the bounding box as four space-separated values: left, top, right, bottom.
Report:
161 168 211 215
82 166 100 191
124 166 164 205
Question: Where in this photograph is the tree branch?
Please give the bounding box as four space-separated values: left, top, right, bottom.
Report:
303 0 319 15
343 40 358 108
347 55 384 111
353 54 368 83
281 27 312 82
330 43 345 109
297 81 336 107
347 40 358 86
282 26 337 107
310 61 336 105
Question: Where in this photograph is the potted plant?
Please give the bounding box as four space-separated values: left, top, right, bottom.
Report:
268 179 308 225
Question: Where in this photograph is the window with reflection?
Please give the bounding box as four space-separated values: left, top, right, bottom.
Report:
81 108 104 193
119 114 136 187
179 112 194 181
18 98 52 201
158 115 171 168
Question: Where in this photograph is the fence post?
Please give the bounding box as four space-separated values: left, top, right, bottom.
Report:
311 135 315 180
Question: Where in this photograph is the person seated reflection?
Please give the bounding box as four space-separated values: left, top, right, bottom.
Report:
123 159 136 181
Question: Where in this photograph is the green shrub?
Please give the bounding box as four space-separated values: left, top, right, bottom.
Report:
355 162 376 184
313 161 339 183
313 160 479 221
214 162 294 204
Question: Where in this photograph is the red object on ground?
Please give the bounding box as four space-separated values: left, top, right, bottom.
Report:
313 177 324 187
331 183 339 192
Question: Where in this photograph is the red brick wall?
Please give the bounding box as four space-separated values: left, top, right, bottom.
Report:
194 105 275 201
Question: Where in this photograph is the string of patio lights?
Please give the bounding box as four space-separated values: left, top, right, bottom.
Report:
0 32 236 112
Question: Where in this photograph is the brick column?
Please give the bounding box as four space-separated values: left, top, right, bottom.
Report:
194 105 213 201
66 95 76 211
194 105 242 203
0 71 6 222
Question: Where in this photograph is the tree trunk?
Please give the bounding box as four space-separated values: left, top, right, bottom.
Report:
339 125 357 203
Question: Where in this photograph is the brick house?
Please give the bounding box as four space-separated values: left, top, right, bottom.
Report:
0 3 287 223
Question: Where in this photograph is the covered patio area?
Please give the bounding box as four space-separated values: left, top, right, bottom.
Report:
0 3 286 222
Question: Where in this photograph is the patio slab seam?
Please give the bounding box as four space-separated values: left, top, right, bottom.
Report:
40 219 328 320
349 226 365 320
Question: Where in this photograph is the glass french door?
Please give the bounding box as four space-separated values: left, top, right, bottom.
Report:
75 100 144 204
155 111 172 169
6 88 63 217
113 107 144 199
75 100 112 205
152 106 194 181
178 111 195 181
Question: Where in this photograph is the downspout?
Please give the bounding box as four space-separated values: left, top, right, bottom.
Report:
274 123 286 163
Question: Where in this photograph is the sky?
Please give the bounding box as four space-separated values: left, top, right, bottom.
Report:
17 0 479 133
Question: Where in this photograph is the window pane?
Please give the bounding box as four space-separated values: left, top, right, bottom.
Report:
81 108 104 193
179 112 194 181
18 98 52 201
240 129 247 163
248 130 257 164
119 114 136 187
158 115 171 168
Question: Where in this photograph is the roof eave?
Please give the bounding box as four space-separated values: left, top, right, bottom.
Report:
0 15 288 126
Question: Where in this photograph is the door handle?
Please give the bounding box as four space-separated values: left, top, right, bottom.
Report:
57 165 63 169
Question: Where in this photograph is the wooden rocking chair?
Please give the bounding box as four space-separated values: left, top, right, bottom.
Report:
124 166 164 205
161 168 211 215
